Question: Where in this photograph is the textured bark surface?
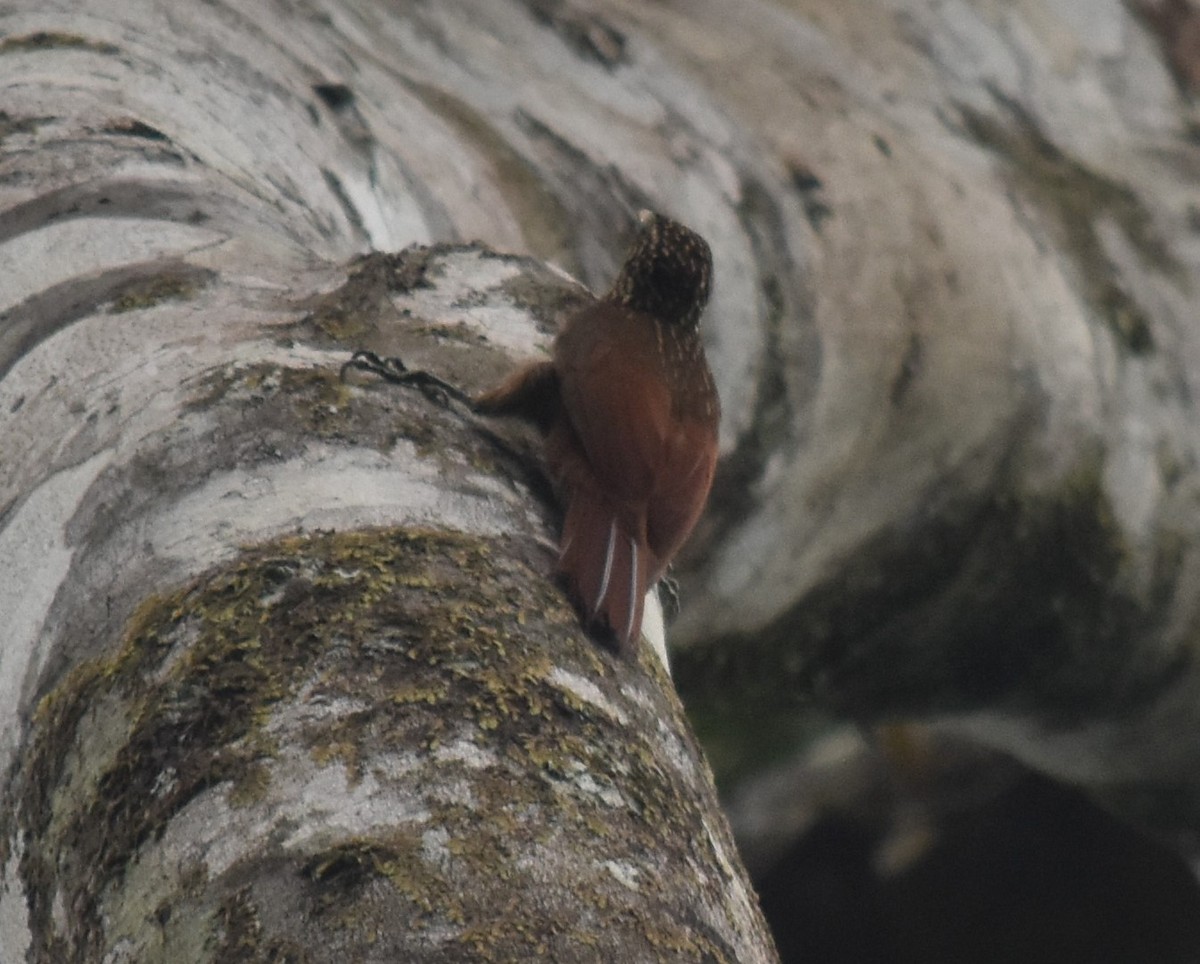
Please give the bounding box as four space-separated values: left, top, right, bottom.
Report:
0 2 780 958
9 523 769 961
0 236 776 960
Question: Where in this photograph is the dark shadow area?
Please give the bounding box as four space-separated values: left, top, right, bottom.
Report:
755 772 1200 963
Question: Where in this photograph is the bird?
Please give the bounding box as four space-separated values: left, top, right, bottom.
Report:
474 210 720 654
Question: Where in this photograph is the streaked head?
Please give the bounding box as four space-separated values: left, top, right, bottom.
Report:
609 211 712 328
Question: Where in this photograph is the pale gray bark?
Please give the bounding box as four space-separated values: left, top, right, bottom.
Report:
640 0 1200 852
0 1 780 960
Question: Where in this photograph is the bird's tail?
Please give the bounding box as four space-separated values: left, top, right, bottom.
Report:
558 485 658 655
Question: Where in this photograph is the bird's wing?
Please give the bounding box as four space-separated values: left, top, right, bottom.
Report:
645 418 718 572
547 305 677 650
550 413 715 653
552 304 674 510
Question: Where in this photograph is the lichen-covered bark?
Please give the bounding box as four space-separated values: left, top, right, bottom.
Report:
5 528 768 962
0 227 777 959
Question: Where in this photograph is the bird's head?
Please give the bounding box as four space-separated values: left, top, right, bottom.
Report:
609 210 712 329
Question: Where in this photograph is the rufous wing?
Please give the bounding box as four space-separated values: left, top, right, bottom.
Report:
644 417 719 575
547 304 714 650
472 360 560 430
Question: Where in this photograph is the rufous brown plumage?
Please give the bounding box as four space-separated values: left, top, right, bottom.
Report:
475 211 720 654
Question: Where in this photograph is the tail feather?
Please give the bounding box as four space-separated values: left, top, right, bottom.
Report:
559 486 656 653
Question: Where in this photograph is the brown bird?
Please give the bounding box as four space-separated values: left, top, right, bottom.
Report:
475 211 720 654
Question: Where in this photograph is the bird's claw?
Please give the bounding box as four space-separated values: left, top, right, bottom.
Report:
340 350 408 382
657 574 682 622
341 350 472 408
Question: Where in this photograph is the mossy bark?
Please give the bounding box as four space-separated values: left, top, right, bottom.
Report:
3 526 774 962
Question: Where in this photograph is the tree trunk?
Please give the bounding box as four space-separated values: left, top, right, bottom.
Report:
0 1 778 960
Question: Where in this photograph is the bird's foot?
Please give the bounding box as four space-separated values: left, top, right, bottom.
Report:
657 575 681 623
341 350 472 409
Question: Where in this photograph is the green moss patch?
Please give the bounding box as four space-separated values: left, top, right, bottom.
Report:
296 249 438 344
7 523 746 959
107 269 210 314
